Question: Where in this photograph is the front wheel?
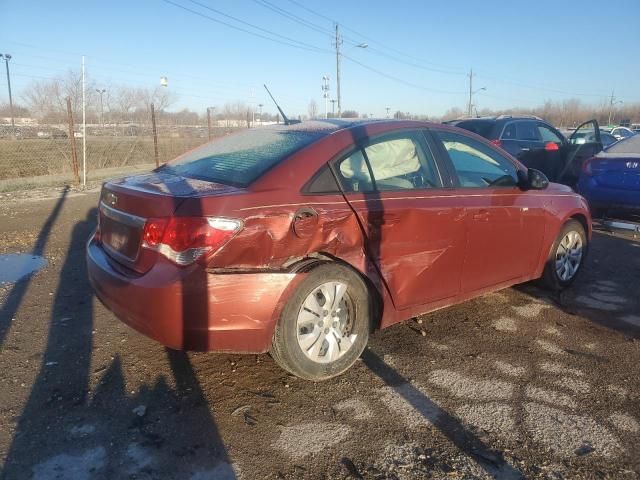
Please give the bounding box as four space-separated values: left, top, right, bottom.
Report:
540 219 588 291
270 263 371 381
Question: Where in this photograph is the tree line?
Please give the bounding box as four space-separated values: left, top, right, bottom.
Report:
1 68 638 128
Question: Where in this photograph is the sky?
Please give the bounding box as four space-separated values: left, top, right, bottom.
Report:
1 0 639 118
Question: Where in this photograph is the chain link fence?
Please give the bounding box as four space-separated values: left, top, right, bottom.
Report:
0 117 242 191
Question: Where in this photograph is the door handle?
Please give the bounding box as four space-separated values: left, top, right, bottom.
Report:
520 147 530 151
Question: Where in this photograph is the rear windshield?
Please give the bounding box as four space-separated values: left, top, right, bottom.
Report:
453 120 494 139
605 134 640 154
161 127 327 186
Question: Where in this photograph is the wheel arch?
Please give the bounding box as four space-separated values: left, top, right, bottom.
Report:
284 252 385 332
569 213 590 239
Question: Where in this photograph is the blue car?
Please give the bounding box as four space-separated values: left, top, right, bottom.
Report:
577 135 640 216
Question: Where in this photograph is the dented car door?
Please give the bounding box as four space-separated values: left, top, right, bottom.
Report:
333 130 465 310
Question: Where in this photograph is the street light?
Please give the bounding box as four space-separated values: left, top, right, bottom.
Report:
95 88 106 127
608 99 623 125
468 86 486 117
0 53 15 133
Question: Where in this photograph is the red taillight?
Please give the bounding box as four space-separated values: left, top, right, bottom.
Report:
545 142 559 151
582 158 594 176
490 139 503 148
142 217 242 265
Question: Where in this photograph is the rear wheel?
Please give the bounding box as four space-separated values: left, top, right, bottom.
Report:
541 219 587 291
270 263 371 381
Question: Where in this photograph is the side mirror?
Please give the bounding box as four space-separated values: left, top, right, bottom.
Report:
517 169 549 190
527 168 549 190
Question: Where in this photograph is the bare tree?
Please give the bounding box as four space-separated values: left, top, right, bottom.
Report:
22 69 97 122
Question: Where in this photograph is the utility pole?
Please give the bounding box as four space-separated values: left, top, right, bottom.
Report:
207 107 212 140
335 24 342 118
385 106 390 119
467 68 486 118
467 68 473 117
608 91 622 126
66 97 80 185
96 89 106 127
81 55 86 186
258 103 263 124
0 53 15 134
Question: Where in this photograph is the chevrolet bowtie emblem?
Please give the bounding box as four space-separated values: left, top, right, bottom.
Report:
105 192 118 206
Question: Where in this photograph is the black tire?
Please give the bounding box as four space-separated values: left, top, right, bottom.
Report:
270 263 371 381
540 219 588 291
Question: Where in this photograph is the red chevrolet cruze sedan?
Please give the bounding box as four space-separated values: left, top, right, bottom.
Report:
88 120 591 380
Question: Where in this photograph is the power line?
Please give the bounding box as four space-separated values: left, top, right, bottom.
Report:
251 0 335 38
283 0 466 74
258 0 466 76
162 0 471 96
162 0 330 54
282 0 618 97
342 53 464 95
3 41 261 90
475 72 608 98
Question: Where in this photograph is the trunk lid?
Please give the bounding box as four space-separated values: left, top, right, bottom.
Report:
99 172 242 273
589 155 640 191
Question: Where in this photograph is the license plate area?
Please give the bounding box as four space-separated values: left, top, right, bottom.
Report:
99 202 145 261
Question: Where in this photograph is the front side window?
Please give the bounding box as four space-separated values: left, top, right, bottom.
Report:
436 130 519 188
537 124 563 143
337 132 442 192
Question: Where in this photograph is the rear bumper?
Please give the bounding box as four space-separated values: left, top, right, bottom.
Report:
578 178 640 213
87 239 298 353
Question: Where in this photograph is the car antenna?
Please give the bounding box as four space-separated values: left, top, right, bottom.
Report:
263 84 300 125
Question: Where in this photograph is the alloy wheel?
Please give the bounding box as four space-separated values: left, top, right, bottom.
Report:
296 281 357 364
555 230 583 282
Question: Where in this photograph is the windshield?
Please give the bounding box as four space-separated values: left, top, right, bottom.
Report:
161 126 328 186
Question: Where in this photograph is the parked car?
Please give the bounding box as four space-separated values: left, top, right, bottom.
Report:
88 120 591 380
569 130 617 148
446 115 602 186
578 134 640 216
610 126 636 141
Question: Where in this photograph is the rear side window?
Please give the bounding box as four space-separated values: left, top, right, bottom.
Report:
436 130 518 188
516 121 541 141
453 120 494 138
161 127 326 186
501 123 516 140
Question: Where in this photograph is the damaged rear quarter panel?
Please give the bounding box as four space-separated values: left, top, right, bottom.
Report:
209 196 364 269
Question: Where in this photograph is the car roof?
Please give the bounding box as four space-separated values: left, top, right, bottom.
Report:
447 115 543 124
263 118 444 135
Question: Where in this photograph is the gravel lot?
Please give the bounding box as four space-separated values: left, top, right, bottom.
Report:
0 188 639 479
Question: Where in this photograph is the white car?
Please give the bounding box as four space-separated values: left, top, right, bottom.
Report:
610 127 636 140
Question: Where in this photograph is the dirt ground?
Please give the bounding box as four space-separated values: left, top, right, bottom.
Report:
0 188 639 480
